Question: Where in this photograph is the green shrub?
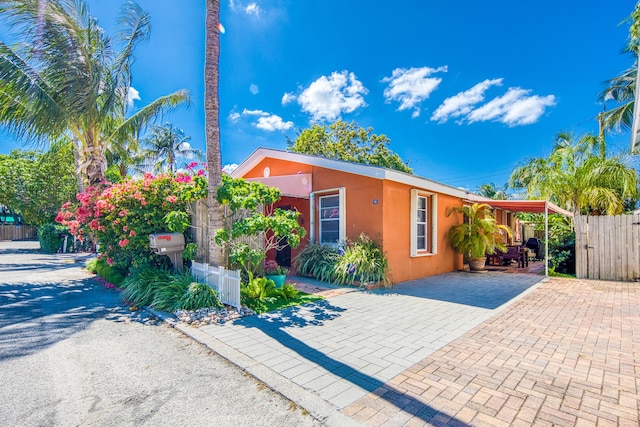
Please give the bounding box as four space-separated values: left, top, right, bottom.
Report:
120 267 223 311
179 282 223 311
93 258 127 285
37 222 68 253
151 271 193 312
334 234 389 286
293 244 340 282
274 283 299 301
120 267 173 307
86 258 99 273
240 274 277 312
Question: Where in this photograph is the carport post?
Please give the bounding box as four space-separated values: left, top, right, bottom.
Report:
545 202 549 276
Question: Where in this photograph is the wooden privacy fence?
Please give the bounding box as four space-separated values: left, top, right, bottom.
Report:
0 225 37 241
575 212 640 281
191 262 241 311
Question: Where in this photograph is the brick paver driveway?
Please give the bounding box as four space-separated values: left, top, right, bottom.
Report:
344 277 640 426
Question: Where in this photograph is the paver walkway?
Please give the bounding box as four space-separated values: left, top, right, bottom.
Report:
200 272 543 409
344 277 640 426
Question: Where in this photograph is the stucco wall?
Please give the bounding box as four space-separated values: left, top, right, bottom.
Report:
238 157 471 284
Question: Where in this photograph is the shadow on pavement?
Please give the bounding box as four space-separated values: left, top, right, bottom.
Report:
0 277 154 361
376 271 544 309
234 301 471 425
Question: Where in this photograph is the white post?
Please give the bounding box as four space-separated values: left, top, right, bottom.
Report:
309 192 316 244
631 47 640 152
545 202 549 277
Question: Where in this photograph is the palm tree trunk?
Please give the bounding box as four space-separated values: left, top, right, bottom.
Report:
205 0 226 266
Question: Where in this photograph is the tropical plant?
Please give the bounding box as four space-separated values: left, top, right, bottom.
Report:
0 0 189 189
477 182 509 200
264 259 288 275
274 283 299 301
205 0 226 267
179 282 222 311
333 234 390 286
446 203 513 260
293 244 340 282
57 171 207 272
240 273 277 312
214 175 306 275
509 133 638 215
288 120 412 173
140 123 204 173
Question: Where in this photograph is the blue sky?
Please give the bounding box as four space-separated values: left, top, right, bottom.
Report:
1 1 637 190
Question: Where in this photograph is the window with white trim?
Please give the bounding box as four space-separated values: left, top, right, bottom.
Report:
411 190 437 256
319 194 341 244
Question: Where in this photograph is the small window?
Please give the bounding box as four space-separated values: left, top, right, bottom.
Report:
411 190 437 256
319 194 340 244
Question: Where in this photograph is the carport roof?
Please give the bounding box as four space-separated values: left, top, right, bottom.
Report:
476 200 573 217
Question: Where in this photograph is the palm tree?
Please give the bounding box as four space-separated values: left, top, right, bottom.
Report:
477 182 509 200
0 0 189 189
598 2 640 150
205 0 226 266
509 133 638 215
140 123 204 173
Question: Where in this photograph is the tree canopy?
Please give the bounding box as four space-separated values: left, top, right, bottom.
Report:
287 120 413 174
0 142 78 225
509 132 638 215
0 0 189 188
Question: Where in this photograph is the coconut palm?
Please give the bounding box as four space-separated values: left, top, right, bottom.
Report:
140 123 204 173
598 2 640 149
205 0 226 266
477 182 509 200
0 0 189 189
509 133 638 215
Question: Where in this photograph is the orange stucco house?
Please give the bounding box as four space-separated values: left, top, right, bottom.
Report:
231 148 518 284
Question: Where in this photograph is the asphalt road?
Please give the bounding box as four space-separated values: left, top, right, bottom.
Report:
0 241 319 426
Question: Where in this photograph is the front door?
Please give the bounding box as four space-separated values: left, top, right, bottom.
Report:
275 205 292 267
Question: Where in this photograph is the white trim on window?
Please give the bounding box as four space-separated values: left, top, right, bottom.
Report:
411 189 437 257
310 187 346 245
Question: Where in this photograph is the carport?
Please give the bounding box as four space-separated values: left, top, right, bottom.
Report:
478 200 574 276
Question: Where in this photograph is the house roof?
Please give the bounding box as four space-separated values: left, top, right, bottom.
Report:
231 148 574 217
231 147 478 199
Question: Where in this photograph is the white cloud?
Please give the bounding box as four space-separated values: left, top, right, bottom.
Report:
230 108 293 132
127 86 140 107
245 2 260 15
249 84 259 95
223 163 239 174
382 66 447 117
297 71 368 121
281 92 296 105
229 0 261 16
431 78 503 123
256 114 293 132
466 88 556 126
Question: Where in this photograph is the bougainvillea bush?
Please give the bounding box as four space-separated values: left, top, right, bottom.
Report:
57 168 207 272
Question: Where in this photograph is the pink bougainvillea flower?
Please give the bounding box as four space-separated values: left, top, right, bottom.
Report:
129 230 136 237
106 257 113 266
119 239 129 248
165 195 177 203
197 169 205 176
187 161 198 170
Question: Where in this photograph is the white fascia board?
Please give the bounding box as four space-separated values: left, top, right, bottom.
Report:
231 147 474 199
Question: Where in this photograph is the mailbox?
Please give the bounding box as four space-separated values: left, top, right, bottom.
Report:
149 232 185 270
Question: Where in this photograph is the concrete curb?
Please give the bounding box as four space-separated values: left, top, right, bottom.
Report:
145 307 361 427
